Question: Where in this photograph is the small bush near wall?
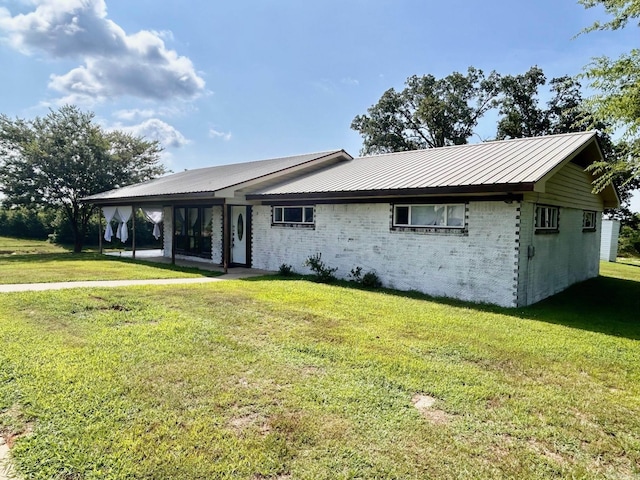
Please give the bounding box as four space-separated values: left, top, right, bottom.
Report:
303 253 337 282
278 263 293 276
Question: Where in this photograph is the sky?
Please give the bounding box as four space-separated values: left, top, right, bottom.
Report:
0 0 638 210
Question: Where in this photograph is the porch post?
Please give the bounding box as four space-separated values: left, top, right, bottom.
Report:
171 206 176 265
98 208 103 254
131 204 136 260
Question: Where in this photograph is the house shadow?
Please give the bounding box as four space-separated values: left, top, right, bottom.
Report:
241 273 640 341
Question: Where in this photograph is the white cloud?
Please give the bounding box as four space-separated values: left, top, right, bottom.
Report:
116 119 189 149
209 129 232 141
0 0 205 102
113 108 157 121
341 77 359 86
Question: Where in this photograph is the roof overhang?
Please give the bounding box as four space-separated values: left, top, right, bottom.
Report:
246 182 536 202
533 134 620 209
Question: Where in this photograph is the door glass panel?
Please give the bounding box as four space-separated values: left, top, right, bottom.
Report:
237 213 244 241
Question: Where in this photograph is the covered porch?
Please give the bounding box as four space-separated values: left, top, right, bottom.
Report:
103 248 272 277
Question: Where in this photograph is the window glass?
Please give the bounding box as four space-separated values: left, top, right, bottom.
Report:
583 211 596 230
395 204 464 228
272 206 314 224
447 205 465 226
535 206 559 230
203 207 213 237
283 207 303 223
411 205 438 225
174 208 185 235
304 207 314 223
395 206 409 225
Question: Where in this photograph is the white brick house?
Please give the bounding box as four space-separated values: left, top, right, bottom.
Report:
84 132 618 307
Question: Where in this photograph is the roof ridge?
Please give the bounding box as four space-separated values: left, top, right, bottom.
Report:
357 131 597 160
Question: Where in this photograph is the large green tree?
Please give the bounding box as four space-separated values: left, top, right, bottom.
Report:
579 0 640 186
351 67 500 155
0 105 166 252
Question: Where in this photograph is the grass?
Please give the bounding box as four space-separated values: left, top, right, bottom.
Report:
0 262 639 479
0 236 220 283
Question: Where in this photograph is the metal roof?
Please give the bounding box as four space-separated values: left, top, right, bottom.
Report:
249 132 601 197
83 150 347 202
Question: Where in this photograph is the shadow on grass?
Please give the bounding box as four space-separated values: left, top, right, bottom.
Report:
0 252 223 277
243 273 640 341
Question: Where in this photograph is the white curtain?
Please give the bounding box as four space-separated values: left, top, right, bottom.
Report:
141 207 164 240
102 206 118 242
115 206 133 243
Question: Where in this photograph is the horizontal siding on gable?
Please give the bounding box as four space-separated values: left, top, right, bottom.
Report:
524 162 603 211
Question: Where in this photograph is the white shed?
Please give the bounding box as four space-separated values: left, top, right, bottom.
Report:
600 219 621 262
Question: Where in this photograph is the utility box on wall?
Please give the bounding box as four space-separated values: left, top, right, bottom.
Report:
600 219 621 262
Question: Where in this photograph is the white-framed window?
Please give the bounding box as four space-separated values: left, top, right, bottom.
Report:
393 204 465 228
272 206 314 225
535 205 559 232
583 210 597 231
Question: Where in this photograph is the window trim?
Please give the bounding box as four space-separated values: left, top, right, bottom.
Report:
392 203 466 229
271 205 315 227
582 210 597 232
534 205 559 234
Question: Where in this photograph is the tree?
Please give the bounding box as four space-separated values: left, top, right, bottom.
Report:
351 67 500 155
579 0 640 186
496 67 550 139
0 105 165 252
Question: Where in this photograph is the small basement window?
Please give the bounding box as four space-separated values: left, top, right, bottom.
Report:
272 206 314 225
583 210 596 231
535 205 559 233
393 204 465 228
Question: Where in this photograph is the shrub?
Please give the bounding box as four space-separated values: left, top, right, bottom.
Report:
278 263 293 276
348 266 363 282
303 253 337 282
361 271 382 288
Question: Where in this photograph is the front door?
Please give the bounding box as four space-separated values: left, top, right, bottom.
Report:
231 206 247 265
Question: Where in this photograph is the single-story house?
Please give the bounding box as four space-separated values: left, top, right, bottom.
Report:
84 131 619 307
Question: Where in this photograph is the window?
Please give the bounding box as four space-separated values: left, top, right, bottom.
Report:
535 205 559 232
272 206 314 225
583 210 596 231
393 204 465 228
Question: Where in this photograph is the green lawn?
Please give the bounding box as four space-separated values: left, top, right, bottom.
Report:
0 262 638 479
0 236 217 283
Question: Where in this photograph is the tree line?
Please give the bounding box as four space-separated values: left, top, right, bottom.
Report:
0 105 166 252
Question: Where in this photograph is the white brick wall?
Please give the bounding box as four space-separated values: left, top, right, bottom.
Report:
211 206 223 264
163 206 172 257
518 203 600 305
251 201 520 307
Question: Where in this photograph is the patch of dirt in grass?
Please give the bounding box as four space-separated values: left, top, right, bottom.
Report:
1 405 34 447
228 412 271 436
300 365 324 376
527 439 569 465
411 393 451 425
253 474 291 480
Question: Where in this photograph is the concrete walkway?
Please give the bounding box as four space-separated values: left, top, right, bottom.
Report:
0 269 273 293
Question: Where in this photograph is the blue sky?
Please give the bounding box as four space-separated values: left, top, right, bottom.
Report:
0 0 637 208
